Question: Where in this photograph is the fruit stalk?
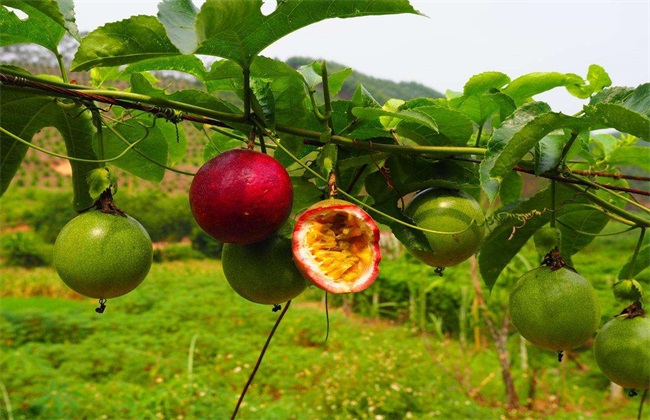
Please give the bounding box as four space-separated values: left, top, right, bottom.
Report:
231 300 292 420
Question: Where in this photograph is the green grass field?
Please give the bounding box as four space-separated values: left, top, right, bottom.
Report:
1 254 646 419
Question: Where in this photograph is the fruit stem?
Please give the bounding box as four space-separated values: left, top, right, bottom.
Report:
550 180 557 229
231 300 292 420
638 388 648 420
627 227 647 281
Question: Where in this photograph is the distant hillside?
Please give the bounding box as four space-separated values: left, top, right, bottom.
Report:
286 56 443 103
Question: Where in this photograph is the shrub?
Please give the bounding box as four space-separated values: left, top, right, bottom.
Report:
190 224 224 259
1 232 53 267
153 243 206 262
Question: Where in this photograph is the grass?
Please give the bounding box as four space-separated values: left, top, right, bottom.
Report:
1 259 646 419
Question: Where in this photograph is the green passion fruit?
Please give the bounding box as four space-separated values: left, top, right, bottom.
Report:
189 149 293 245
509 265 601 351
53 210 153 299
593 309 650 390
404 188 485 268
222 235 309 305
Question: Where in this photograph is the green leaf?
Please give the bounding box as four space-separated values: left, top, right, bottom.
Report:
328 68 354 98
566 64 612 99
481 102 586 201
2 0 80 40
557 206 609 261
499 171 523 205
0 2 65 53
86 168 116 200
478 183 578 290
202 132 242 162
71 16 180 71
607 146 650 172
534 133 564 175
206 57 308 128
157 0 200 55
0 86 101 210
618 244 650 280
503 72 583 103
291 177 323 215
590 86 635 105
395 106 473 147
104 56 209 84
352 107 438 133
317 143 338 179
251 78 276 130
97 119 168 182
195 0 421 66
623 83 650 117
585 103 650 141
463 71 510 96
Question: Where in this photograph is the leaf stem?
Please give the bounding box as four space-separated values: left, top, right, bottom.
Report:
474 125 483 148
321 61 335 133
550 180 557 228
563 183 650 228
243 65 251 120
55 53 69 84
627 227 646 280
231 300 292 420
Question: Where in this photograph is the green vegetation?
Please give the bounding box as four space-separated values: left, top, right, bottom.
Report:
0 255 644 419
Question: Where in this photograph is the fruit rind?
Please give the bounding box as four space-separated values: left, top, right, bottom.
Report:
594 314 650 390
189 149 293 245
222 235 308 305
292 200 381 294
509 266 601 351
53 210 153 299
404 188 486 268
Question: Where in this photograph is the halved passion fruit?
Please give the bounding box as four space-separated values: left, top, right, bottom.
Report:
292 199 381 294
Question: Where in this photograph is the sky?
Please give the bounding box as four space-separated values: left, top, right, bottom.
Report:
71 0 649 114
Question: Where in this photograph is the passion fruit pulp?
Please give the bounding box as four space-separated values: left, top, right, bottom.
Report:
292 199 381 294
189 149 293 244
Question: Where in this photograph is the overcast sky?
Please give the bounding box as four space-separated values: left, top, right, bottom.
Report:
72 0 649 114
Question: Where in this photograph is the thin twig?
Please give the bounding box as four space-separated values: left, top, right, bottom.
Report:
231 301 292 420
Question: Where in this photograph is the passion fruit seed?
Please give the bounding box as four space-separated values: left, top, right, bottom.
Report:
594 306 650 390
189 149 293 244
292 199 381 294
509 253 601 352
53 209 153 300
404 188 486 268
222 235 308 305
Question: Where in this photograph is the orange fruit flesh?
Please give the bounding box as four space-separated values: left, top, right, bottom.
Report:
305 211 374 284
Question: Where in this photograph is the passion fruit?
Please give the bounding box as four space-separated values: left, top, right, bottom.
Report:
222 235 309 305
593 308 650 390
509 265 601 351
189 149 293 244
404 188 485 267
292 199 381 294
53 210 153 299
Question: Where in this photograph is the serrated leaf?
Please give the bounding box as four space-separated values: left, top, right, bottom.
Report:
395 106 473 147
0 85 100 210
251 78 276 130
206 56 308 128
71 16 180 71
97 119 168 182
202 131 242 161
618 244 650 280
328 67 354 98
157 0 200 55
566 64 612 99
534 133 564 175
478 183 578 290
195 0 421 66
499 170 523 205
607 146 650 172
463 71 510 96
557 206 609 261
0 2 65 53
352 107 438 133
590 86 635 105
481 103 587 200
585 103 650 141
623 83 650 117
317 143 338 179
2 0 79 40
113 56 208 83
86 168 115 200
503 72 583 103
